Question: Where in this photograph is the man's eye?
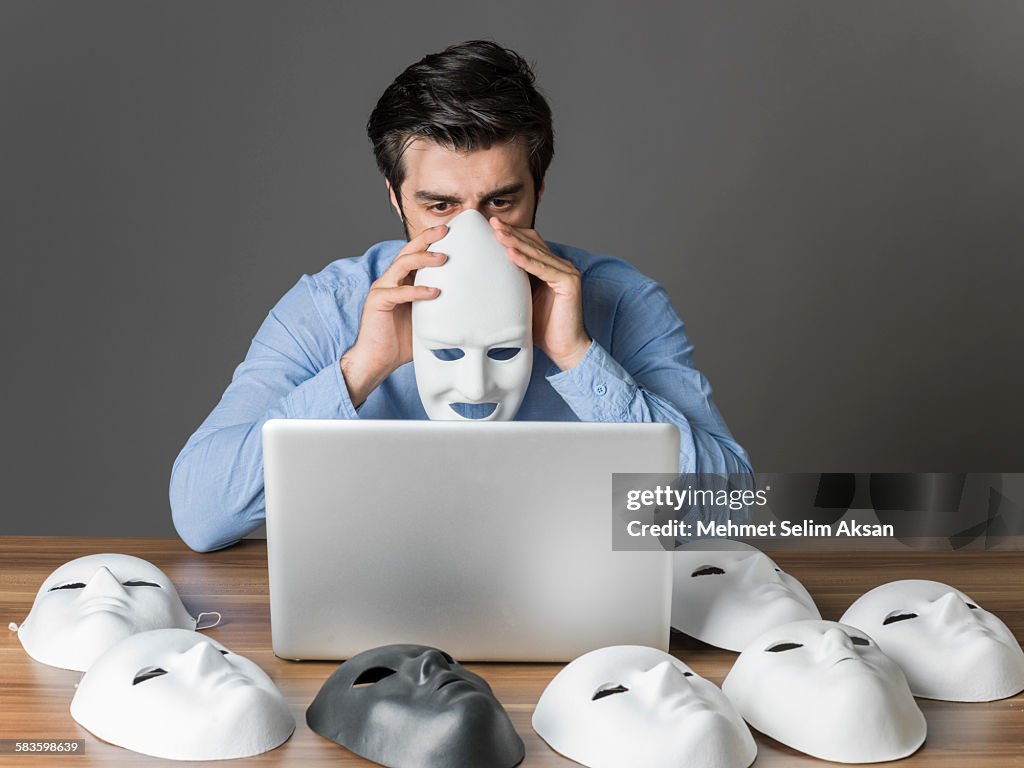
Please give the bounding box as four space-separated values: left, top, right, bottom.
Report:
429 202 452 214
432 348 465 361
489 198 512 209
487 347 520 361
48 582 87 591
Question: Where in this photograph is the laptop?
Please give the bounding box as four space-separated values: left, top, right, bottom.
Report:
263 419 678 661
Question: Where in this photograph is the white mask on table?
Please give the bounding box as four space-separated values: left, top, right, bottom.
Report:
722 619 926 763
841 579 1024 701
533 645 756 768
412 209 533 421
671 539 819 651
71 628 294 760
13 553 207 671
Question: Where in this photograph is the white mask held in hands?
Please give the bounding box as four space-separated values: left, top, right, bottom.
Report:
413 209 533 421
13 553 201 671
841 579 1024 701
71 628 294 760
671 539 819 651
533 645 756 768
722 620 926 763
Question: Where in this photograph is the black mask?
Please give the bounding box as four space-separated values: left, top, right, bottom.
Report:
306 644 524 768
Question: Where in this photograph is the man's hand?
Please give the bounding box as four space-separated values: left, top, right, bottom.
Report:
490 218 592 370
340 225 448 407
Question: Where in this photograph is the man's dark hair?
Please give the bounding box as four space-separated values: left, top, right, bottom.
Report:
367 40 554 211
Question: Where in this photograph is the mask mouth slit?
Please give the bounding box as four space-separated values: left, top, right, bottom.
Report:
449 402 497 419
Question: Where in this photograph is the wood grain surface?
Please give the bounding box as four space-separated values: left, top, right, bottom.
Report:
1 537 1021 767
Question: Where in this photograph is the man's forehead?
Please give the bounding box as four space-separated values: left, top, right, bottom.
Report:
401 139 532 194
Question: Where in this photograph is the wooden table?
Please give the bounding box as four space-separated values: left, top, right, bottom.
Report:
1 537 1021 767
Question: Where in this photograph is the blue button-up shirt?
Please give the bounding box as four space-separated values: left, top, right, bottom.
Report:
170 239 752 552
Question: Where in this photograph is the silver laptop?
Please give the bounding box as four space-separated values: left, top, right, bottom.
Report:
263 419 677 661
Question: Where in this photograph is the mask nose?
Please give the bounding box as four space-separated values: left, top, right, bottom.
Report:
634 660 692 701
411 649 452 685
81 566 129 599
175 641 228 679
817 626 856 659
933 591 973 623
737 552 780 583
455 353 488 402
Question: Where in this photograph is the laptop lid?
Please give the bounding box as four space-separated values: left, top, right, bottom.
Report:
263 419 677 662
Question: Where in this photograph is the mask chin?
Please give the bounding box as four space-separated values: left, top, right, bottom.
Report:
15 553 197 671
841 579 1024 701
307 644 524 768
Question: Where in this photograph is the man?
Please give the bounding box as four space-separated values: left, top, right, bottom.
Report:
170 40 752 553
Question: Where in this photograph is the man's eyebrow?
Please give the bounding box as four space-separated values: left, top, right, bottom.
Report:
481 182 524 199
413 182 525 204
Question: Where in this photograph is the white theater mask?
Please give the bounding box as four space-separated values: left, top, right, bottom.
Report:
13 553 202 671
841 579 1024 701
532 645 756 768
71 629 294 761
671 539 819 651
722 620 926 764
412 209 533 421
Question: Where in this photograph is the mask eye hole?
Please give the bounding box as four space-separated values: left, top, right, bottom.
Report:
882 611 919 626
592 683 629 701
683 671 694 677
966 603 979 610
122 580 161 588
48 582 86 591
850 635 870 646
352 666 397 687
431 348 465 361
440 651 455 664
766 642 803 653
487 347 520 361
691 566 725 577
218 649 229 655
133 667 168 685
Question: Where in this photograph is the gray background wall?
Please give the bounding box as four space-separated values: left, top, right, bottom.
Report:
2 1 1022 536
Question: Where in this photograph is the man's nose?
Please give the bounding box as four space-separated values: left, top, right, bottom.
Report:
81 566 129 599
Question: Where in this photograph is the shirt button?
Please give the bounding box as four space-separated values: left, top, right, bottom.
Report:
594 383 607 396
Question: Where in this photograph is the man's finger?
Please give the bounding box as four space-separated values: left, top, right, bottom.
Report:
491 221 573 274
379 250 447 287
506 246 577 287
367 284 440 311
399 223 449 257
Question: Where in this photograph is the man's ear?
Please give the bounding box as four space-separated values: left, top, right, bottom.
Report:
537 179 545 203
387 181 402 218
